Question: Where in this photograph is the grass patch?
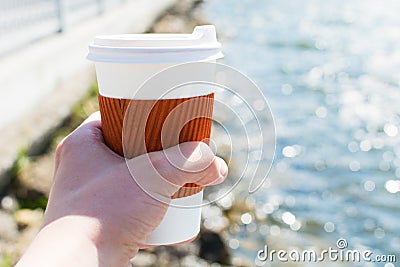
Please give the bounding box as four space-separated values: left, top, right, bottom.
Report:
18 196 48 210
7 148 29 181
5 81 100 212
0 254 12 267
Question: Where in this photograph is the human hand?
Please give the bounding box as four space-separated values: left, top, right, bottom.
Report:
16 112 228 267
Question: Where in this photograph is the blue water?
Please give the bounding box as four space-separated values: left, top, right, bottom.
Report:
202 0 400 266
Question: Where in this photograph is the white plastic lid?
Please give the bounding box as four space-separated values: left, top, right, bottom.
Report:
87 25 223 64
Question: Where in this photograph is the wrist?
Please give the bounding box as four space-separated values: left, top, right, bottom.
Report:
46 216 135 266
16 216 99 267
18 215 135 267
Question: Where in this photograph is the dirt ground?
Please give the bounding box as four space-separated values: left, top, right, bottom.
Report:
0 1 238 266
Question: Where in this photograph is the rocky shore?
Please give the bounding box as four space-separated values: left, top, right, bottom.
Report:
0 1 246 266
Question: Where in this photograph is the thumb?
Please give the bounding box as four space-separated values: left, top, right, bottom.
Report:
125 142 228 202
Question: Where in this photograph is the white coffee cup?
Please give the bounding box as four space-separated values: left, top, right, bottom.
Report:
87 25 223 245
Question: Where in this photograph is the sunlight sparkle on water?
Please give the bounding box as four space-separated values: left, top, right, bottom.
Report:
282 145 301 158
385 180 400 193
349 160 361 171
363 180 375 192
281 83 293 95
384 124 398 137
360 140 372 152
290 221 302 231
348 141 359 152
229 238 240 249
324 222 335 233
241 213 253 225
282 211 296 225
270 225 281 236
252 99 265 111
315 106 328 118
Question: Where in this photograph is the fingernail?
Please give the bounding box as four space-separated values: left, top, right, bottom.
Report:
219 158 228 177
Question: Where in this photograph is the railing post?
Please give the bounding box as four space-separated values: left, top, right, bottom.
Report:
55 0 64 33
97 0 104 15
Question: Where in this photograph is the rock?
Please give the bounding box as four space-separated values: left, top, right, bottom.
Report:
150 0 208 34
17 152 55 197
0 210 18 242
14 209 43 229
198 230 231 265
180 255 209 267
130 252 157 267
13 209 43 261
1 195 19 212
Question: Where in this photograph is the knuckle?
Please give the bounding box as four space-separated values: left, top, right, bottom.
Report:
55 133 78 158
55 138 66 159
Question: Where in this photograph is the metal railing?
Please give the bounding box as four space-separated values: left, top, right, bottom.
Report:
0 0 126 57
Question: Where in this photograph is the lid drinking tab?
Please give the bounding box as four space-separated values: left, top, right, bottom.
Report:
87 25 223 63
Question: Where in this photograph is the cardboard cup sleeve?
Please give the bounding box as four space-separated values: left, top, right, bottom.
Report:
98 93 214 199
